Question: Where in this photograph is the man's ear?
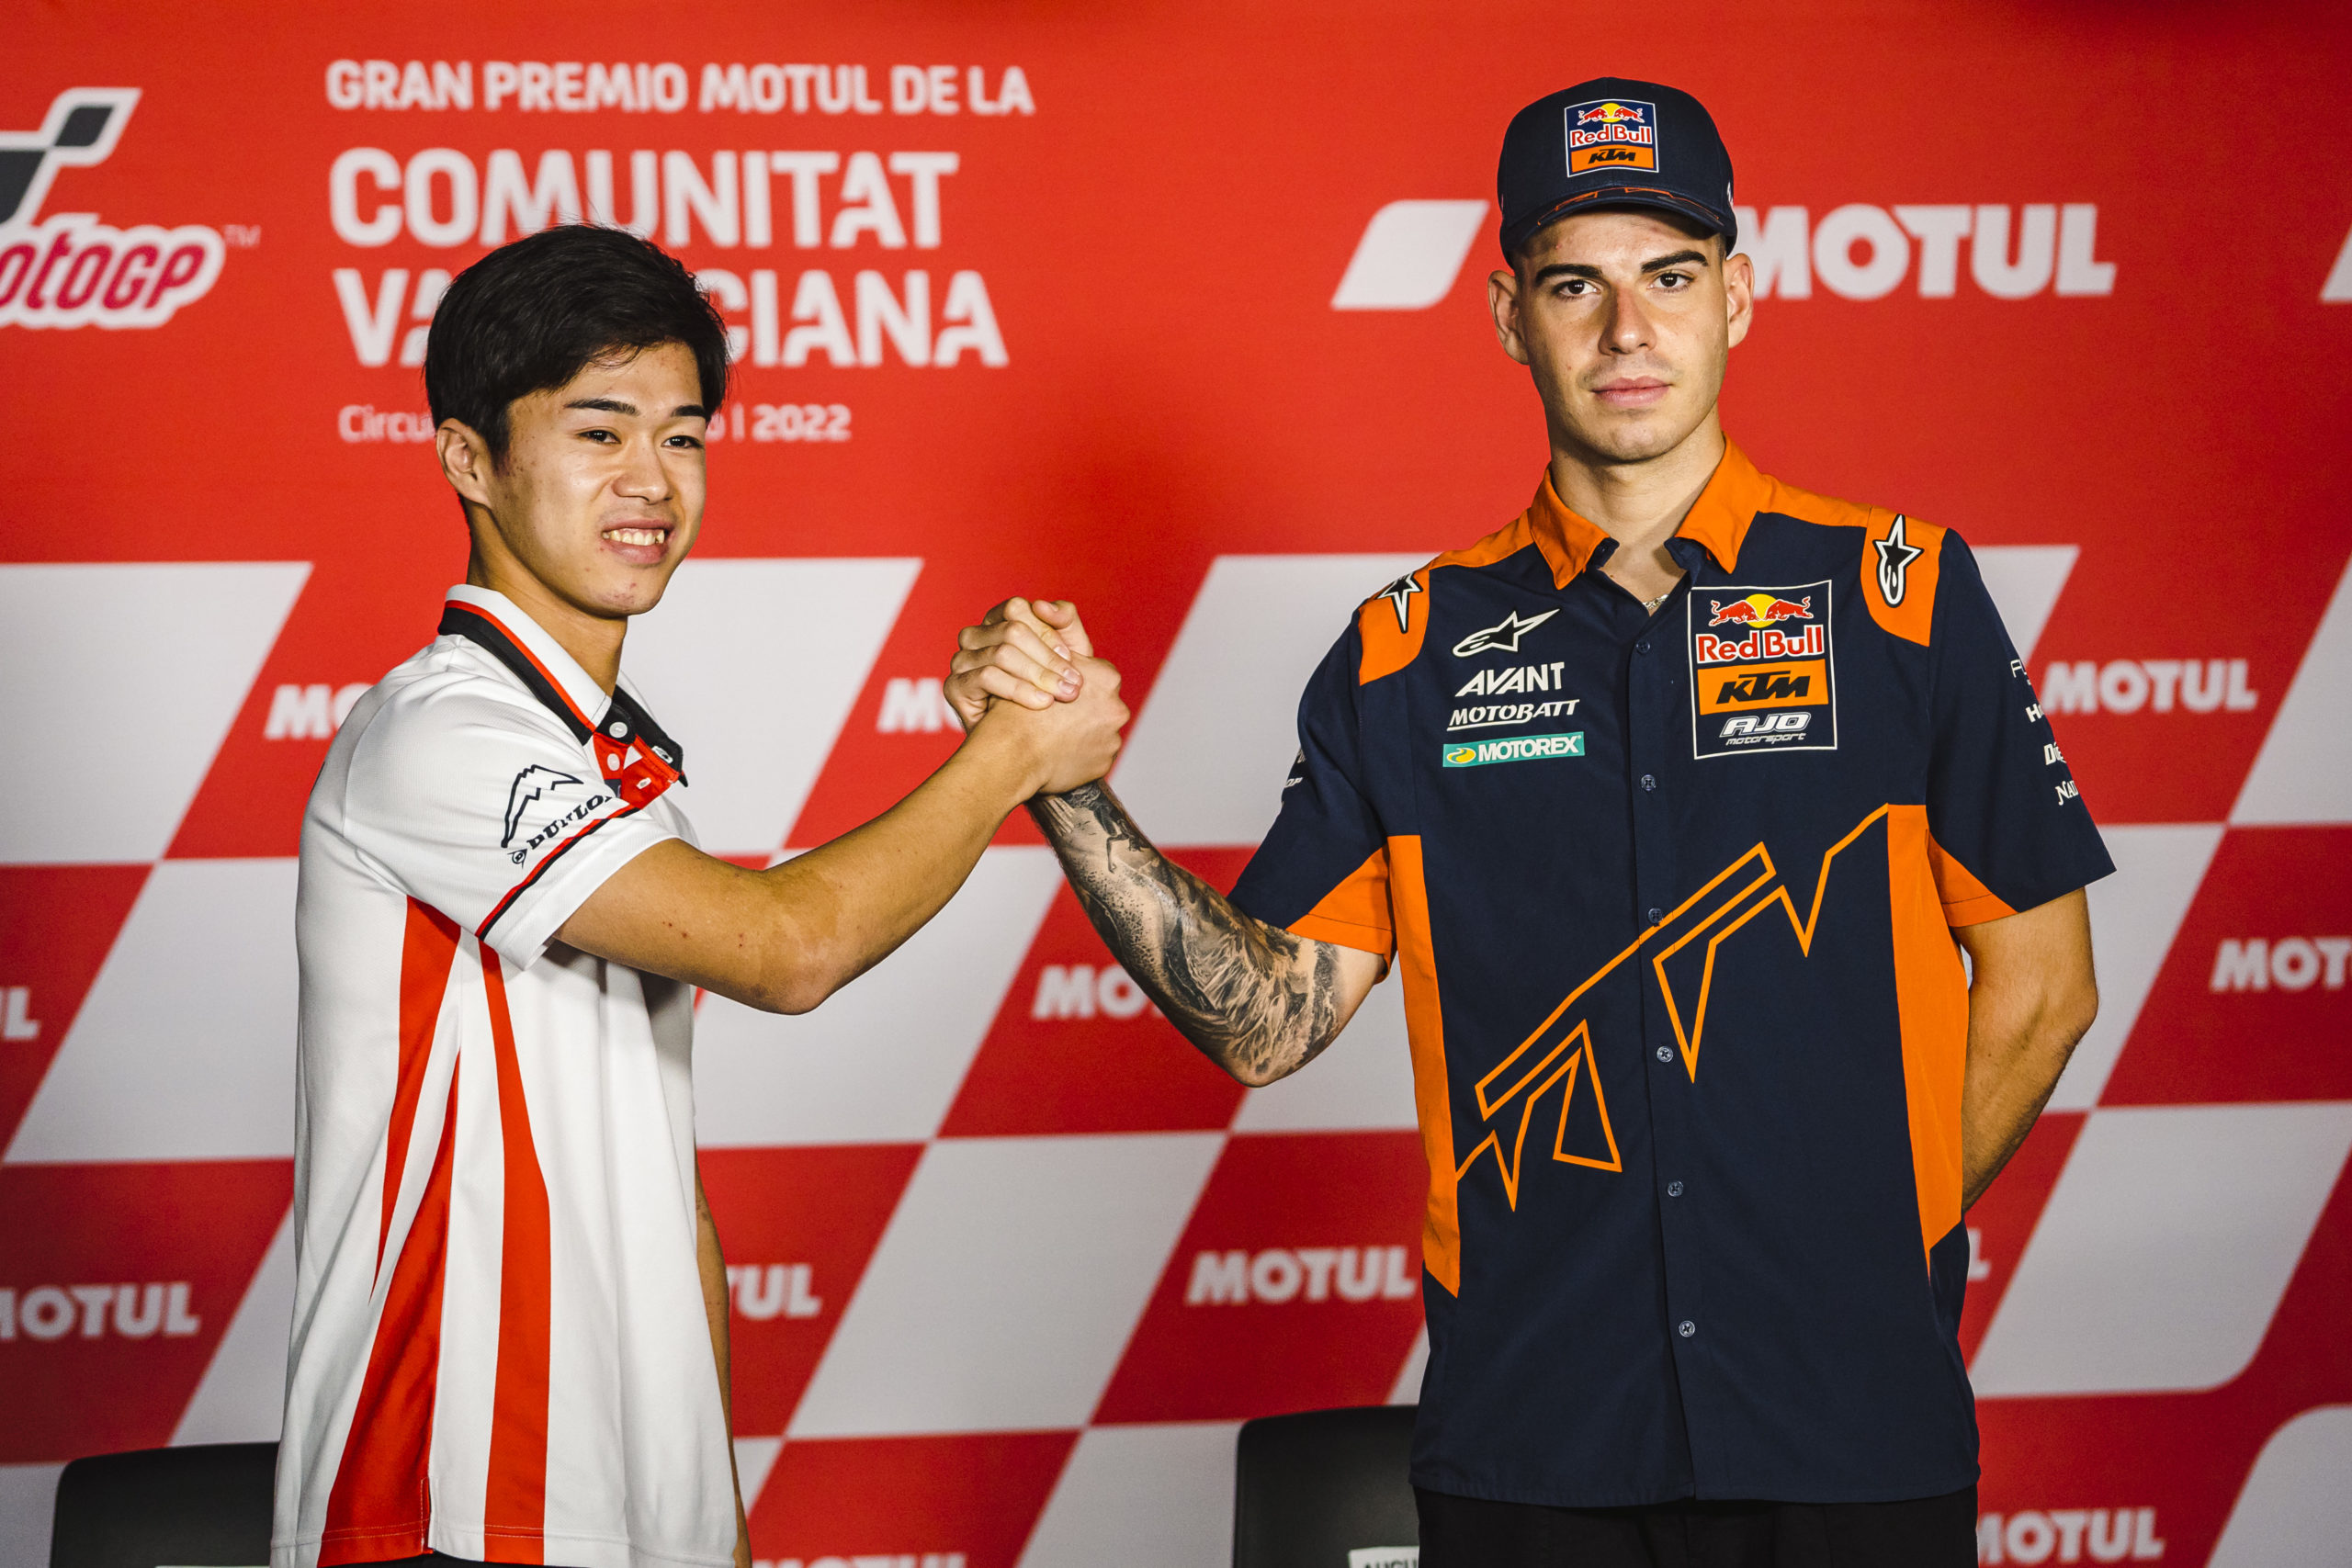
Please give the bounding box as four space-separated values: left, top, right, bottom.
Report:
1488 266 1533 367
1723 249 1755 350
435 419 496 509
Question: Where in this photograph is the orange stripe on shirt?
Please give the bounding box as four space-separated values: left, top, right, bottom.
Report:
1388 836 1461 1296
321 1071 461 1563
1927 828 2018 926
1288 847 1395 958
382 900 459 1273
1885 806 1972 1269
481 950 552 1561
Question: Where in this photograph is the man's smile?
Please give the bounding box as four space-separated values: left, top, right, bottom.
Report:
602 523 671 554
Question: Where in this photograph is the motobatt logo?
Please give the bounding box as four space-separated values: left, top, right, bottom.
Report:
1443 733 1584 767
1566 98 1658 175
0 89 226 330
1688 581 1836 758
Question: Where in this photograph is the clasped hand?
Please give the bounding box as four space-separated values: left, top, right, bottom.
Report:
947 596 1127 796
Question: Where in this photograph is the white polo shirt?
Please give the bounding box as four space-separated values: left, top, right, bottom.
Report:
275 585 735 1568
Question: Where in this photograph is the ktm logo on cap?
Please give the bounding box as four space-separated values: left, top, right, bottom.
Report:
1564 97 1658 176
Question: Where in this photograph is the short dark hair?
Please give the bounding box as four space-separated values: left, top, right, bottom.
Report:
425 225 729 462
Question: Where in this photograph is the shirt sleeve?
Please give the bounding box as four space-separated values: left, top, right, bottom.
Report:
1228 619 1395 959
339 674 679 966
1923 532 2114 924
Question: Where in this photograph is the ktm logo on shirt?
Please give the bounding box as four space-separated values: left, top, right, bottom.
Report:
1701 660 1826 713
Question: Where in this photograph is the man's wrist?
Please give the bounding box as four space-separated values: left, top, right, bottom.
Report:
955 710 1051 806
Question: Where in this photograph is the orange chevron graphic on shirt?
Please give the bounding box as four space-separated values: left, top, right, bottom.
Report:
1458 806 1894 1210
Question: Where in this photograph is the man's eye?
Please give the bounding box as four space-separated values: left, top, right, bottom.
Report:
581 428 617 443
666 434 704 448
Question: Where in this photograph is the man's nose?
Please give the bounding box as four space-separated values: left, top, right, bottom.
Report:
1601 288 1655 355
614 437 673 500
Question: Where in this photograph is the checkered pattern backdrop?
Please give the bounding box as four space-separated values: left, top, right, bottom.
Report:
5 5 2350 1564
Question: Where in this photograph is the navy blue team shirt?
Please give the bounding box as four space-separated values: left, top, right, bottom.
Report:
1227 442 2112 1506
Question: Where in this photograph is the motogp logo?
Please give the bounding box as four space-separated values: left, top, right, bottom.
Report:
0 89 225 331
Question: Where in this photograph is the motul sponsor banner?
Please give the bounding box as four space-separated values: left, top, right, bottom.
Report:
4 3 2351 1564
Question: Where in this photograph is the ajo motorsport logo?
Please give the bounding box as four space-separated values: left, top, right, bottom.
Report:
0 89 225 330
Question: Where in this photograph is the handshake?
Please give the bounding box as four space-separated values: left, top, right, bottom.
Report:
943 595 1130 799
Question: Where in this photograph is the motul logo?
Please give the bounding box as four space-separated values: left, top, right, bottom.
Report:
1975 1506 2164 1562
1184 1246 1419 1304
728 1262 823 1321
2211 937 2352 993
0 89 226 330
0 1281 201 1341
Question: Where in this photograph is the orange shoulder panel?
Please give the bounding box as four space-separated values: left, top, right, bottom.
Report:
1356 569 1430 683
1761 477 1945 648
1358 512 1547 683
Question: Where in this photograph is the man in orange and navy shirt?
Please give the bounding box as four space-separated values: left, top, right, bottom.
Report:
951 78 2107 1568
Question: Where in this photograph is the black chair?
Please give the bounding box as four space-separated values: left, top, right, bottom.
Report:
50 1443 277 1568
1234 1404 1419 1567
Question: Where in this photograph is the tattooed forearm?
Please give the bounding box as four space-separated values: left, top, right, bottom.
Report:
1026 783 1344 1086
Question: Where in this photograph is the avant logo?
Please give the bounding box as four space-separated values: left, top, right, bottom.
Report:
0 89 226 329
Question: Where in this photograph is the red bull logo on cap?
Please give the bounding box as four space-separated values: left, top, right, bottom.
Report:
1564 97 1658 176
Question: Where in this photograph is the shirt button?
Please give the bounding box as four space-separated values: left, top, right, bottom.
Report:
1635 640 1651 655
1668 1180 1685 1198
1646 907 1664 925
1679 1320 1697 1338
1640 773 1657 791
1656 1045 1673 1063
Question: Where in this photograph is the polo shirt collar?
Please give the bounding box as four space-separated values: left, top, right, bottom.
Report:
1523 438 1770 584
438 584 689 791
440 584 613 731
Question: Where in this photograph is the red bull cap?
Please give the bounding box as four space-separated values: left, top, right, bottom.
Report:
1498 77 1736 258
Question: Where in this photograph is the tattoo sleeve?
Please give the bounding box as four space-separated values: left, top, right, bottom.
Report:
1025 783 1345 1086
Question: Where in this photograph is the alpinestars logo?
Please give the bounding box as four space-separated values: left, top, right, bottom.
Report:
1376 573 1423 632
1874 514 1924 607
0 89 225 330
1453 607 1560 656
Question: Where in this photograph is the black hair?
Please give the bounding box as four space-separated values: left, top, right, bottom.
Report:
424 224 729 463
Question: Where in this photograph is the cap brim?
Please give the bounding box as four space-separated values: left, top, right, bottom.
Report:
1502 188 1734 256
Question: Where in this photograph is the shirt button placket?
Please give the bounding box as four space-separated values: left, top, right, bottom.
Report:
1628 598 1708 1458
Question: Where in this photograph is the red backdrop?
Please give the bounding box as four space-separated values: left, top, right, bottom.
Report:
5 3 2351 1564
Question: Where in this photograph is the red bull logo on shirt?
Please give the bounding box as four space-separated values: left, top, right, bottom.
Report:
1565 97 1658 175
1687 581 1838 759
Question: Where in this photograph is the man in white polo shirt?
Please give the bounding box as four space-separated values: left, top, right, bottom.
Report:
275 226 1126 1568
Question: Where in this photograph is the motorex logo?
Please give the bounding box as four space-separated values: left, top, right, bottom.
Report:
0 88 226 329
1442 732 1585 767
